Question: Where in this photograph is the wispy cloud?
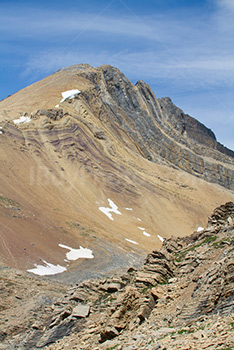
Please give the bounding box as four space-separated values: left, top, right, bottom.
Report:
216 0 234 12
23 47 234 92
1 0 233 94
0 6 164 41
212 0 234 30
1 0 233 149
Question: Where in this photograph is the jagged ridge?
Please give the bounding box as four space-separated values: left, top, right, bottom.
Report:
1 64 234 190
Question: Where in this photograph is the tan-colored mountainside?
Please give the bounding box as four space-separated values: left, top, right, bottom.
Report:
0 64 234 280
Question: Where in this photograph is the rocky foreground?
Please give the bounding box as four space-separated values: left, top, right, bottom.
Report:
1 202 234 350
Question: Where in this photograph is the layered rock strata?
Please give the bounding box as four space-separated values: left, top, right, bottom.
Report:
1 202 233 349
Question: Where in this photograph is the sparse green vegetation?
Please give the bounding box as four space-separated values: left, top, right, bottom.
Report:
177 328 192 335
0 195 21 208
159 278 169 285
198 324 206 330
175 235 217 262
141 285 155 293
201 235 218 244
212 237 234 249
65 221 95 236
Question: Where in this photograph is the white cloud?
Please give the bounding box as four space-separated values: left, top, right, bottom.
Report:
11 0 231 92
0 6 164 41
213 0 234 30
24 48 234 91
216 0 234 12
1 1 233 150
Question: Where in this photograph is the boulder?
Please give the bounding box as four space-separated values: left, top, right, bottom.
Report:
99 326 119 343
107 283 121 293
137 305 152 321
72 304 90 318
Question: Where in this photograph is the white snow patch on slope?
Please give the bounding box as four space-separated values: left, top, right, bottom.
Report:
137 218 142 221
55 104 60 108
143 231 151 237
138 227 145 231
59 244 94 260
60 89 81 103
99 199 122 221
197 226 204 232
27 260 67 276
125 238 138 245
13 116 31 125
125 208 133 211
157 234 164 242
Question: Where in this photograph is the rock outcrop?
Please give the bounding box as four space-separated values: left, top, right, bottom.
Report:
63 64 234 190
1 202 233 349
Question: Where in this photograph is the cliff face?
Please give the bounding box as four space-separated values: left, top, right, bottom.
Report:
0 64 234 275
1 64 234 189
77 64 234 190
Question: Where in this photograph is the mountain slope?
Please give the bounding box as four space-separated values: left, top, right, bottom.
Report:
0 64 234 278
1 202 233 349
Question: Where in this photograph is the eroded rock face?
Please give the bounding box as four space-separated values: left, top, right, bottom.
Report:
2 64 233 191
1 202 233 350
77 65 234 190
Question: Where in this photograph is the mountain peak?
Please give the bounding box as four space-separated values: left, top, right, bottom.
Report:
57 63 94 72
0 64 234 277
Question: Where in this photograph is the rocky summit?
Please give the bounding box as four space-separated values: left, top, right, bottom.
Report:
0 202 233 349
0 64 234 279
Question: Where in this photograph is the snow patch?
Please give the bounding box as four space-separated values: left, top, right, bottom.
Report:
60 89 81 103
27 260 67 276
137 226 150 237
125 238 138 245
157 234 164 242
13 116 31 125
99 199 122 221
0 131 2 135
137 218 142 221
143 231 151 237
59 244 94 260
197 226 204 232
125 208 133 211
55 104 60 108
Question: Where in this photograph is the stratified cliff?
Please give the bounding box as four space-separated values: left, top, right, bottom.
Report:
0 64 233 275
1 64 233 189
72 64 234 190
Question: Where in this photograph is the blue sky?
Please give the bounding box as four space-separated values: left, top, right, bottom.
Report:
0 0 234 149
